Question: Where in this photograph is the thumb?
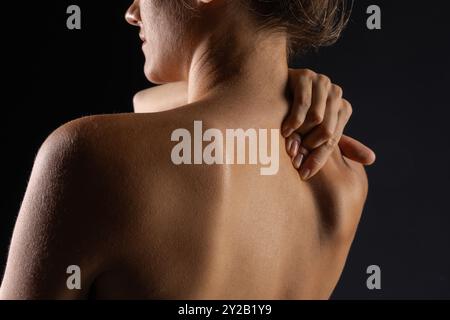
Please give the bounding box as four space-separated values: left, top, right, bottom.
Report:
338 135 376 165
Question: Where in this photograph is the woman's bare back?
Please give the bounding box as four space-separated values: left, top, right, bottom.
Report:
81 98 368 300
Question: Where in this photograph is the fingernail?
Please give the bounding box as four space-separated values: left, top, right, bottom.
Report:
286 139 293 155
293 153 304 170
290 140 299 157
282 127 293 138
300 168 311 180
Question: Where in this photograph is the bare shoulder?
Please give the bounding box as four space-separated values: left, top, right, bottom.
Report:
1 114 143 299
1 112 190 299
45 112 176 163
44 110 221 205
40 113 175 196
25 112 174 246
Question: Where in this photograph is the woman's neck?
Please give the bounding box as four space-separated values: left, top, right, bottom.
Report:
187 29 290 108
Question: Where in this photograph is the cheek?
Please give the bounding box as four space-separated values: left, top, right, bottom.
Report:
143 32 189 83
140 4 191 82
142 37 184 84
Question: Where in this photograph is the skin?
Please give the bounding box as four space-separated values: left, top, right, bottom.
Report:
0 0 375 299
133 72 375 178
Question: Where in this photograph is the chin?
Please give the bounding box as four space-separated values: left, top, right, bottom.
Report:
144 65 175 85
143 63 160 84
144 56 186 84
145 73 165 85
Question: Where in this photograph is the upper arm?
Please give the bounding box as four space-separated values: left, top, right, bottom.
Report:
0 121 110 299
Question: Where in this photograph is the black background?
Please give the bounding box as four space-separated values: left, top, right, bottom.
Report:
1 0 449 299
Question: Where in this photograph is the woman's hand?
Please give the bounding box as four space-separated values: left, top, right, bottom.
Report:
133 69 376 180
283 69 376 180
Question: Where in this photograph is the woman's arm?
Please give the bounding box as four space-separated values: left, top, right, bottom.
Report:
0 124 106 299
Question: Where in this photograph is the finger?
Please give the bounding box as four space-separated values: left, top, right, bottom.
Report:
338 135 376 165
282 75 313 137
297 74 331 136
285 133 302 158
301 85 343 150
298 100 352 180
292 144 310 170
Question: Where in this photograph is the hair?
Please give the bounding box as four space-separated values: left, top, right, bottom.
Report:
243 0 353 54
180 0 352 55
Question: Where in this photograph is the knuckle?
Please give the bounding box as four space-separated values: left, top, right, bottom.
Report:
308 112 324 125
296 75 312 90
342 99 353 115
330 84 343 98
319 127 334 140
317 74 331 87
299 68 316 78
